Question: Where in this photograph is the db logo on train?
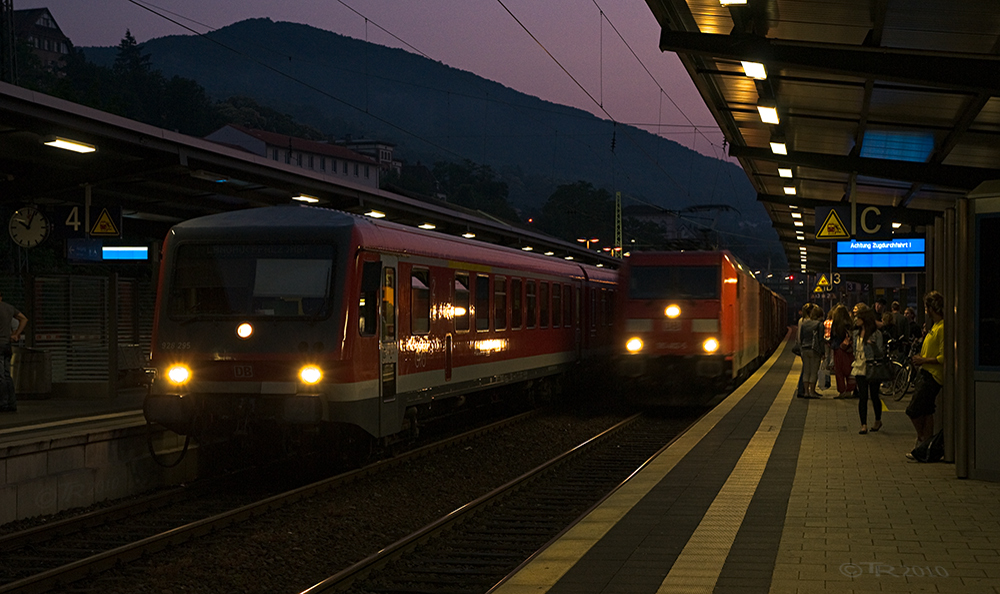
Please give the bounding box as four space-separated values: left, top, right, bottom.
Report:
233 365 253 378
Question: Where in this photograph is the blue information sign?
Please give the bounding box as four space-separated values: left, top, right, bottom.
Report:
836 238 925 269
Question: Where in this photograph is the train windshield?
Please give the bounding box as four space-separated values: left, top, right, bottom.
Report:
168 244 336 318
628 265 720 300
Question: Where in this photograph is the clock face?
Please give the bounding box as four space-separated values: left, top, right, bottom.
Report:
8 206 51 248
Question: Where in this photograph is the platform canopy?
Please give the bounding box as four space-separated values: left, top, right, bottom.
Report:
644 0 1000 272
0 82 617 267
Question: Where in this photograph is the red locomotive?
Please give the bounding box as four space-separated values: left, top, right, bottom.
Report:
145 206 617 452
615 250 786 404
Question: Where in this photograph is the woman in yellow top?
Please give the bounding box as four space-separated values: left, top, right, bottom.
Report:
905 291 945 455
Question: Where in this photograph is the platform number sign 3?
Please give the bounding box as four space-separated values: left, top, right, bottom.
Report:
8 206 51 248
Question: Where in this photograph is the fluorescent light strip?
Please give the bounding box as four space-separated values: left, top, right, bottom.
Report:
741 61 767 80
44 137 96 153
757 105 779 125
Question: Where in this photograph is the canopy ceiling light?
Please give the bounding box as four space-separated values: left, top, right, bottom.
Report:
720 0 747 5
741 61 767 80
783 186 797 195
791 212 802 219
190 170 228 183
365 210 386 218
42 136 96 153
778 167 793 178
757 104 780 125
292 194 320 203
419 223 436 230
769 141 787 155
462 232 476 238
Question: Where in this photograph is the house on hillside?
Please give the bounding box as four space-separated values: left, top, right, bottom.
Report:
13 8 72 71
204 124 380 189
336 136 401 176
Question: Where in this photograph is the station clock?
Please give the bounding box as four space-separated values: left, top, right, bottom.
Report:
8 206 51 248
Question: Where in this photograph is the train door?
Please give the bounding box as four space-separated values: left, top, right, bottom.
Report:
379 255 401 435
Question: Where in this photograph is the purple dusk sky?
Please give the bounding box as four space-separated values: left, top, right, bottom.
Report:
17 0 727 159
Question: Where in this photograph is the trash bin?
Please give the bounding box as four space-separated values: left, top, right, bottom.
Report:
11 346 52 399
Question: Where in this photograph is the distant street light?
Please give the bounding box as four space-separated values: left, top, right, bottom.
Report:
577 237 600 250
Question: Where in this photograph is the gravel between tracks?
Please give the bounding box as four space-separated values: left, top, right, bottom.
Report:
59 408 628 594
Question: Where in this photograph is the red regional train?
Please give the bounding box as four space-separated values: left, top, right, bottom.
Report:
615 250 786 404
145 206 617 452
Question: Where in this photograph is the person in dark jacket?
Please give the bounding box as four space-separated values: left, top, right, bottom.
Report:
0 290 29 413
799 304 825 398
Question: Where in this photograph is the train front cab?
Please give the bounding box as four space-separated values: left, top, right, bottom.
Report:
615 251 755 400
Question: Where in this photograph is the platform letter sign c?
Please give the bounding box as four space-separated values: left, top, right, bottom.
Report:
861 206 882 234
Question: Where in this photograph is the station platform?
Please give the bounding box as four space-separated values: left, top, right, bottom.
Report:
0 388 147 443
493 341 1000 594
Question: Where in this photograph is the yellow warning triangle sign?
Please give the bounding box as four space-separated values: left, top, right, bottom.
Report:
817 274 831 287
817 209 850 239
90 208 120 236
813 284 825 293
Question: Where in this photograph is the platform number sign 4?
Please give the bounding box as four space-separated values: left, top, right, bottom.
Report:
8 206 51 248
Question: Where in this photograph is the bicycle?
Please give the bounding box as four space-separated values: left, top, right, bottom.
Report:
880 337 909 400
882 337 922 401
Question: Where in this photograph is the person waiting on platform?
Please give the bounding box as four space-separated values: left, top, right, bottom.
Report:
0 290 29 413
798 304 826 399
828 304 857 399
851 304 885 434
905 291 945 458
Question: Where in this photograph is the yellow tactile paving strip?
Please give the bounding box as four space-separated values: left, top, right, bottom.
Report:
769 391 1000 593
654 366 797 594
492 343 793 594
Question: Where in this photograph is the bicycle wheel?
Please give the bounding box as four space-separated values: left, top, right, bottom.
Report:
891 364 910 401
880 362 903 397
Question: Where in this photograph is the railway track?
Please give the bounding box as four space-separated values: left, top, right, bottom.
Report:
0 409 546 594
303 412 698 594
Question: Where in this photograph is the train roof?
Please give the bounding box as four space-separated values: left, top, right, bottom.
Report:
167 206 618 285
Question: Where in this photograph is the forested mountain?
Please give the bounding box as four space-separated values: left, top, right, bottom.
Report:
82 18 782 269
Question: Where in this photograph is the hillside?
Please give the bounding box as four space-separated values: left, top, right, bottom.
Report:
83 18 781 266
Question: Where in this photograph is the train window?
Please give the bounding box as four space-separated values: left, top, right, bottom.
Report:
590 289 597 330
494 276 507 330
381 267 396 341
411 268 431 335
552 283 562 327
565 285 573 328
526 281 536 329
511 278 523 329
343 161 348 175
475 274 490 331
628 266 720 300
454 273 470 333
169 244 335 319
606 289 615 326
359 261 380 336
539 282 549 328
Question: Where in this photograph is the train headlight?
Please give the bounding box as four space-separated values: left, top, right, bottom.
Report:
702 338 720 354
236 322 253 339
299 365 323 384
665 304 681 318
166 365 191 385
625 337 644 354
